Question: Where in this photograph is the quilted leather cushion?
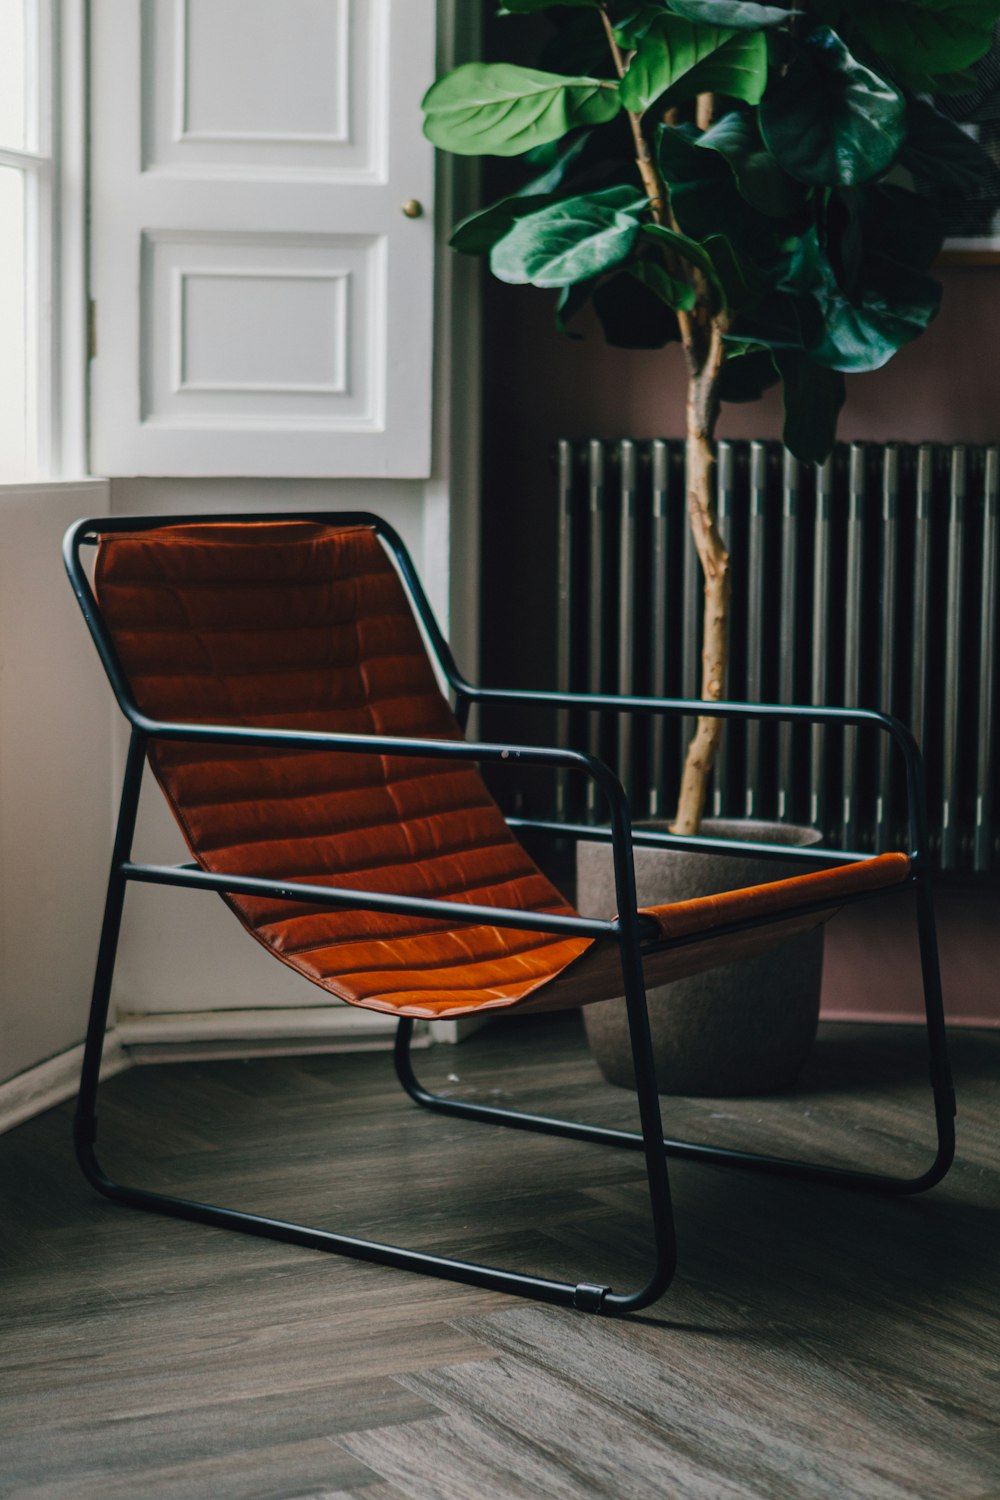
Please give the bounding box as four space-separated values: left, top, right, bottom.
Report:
95 521 590 1017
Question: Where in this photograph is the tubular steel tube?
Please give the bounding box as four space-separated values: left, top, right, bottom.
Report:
778 449 800 822
941 447 966 870
877 446 900 852
745 442 768 818
810 456 833 835
75 1142 607 1312
122 861 614 939
556 438 575 820
648 440 670 820
909 446 934 766
75 728 148 1134
975 448 998 871
842 444 866 851
616 440 638 799
586 441 607 820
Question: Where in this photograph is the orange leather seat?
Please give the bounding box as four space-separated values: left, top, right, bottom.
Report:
94 520 909 1019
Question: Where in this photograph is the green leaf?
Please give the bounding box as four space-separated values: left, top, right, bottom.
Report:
759 28 906 187
449 133 602 255
620 18 739 112
621 21 768 112
696 112 802 217
422 63 621 157
450 193 564 255
773 350 845 464
631 258 697 311
657 125 786 261
614 7 667 47
814 262 942 372
555 280 595 335
825 0 999 77
819 186 866 295
703 232 766 309
490 185 648 287
514 130 598 195
641 221 720 280
732 288 825 351
658 121 730 185
900 97 997 200
592 270 683 346
819 182 945 305
675 28 769 104
449 132 605 255
857 184 945 273
665 0 792 29
781 227 942 372
718 344 781 402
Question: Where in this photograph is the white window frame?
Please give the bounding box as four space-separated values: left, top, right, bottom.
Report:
0 0 87 483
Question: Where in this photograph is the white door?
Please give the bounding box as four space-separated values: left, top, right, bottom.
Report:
89 0 436 478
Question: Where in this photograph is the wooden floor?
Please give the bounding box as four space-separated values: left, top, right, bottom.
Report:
2 1014 998 1500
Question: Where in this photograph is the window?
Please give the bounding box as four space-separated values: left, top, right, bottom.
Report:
0 0 58 481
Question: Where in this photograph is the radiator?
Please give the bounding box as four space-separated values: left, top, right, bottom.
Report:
553 438 999 875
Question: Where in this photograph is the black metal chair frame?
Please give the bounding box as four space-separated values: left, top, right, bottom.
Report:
64 511 956 1316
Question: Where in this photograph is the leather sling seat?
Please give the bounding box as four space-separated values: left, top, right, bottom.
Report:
93 519 910 1020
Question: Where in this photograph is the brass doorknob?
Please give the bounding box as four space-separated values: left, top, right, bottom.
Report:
402 199 425 219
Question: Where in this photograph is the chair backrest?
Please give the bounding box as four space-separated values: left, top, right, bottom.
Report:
92 520 587 1017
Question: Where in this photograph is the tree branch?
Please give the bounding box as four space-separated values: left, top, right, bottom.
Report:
597 4 697 353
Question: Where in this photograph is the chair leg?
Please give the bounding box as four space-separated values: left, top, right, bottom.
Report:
75 743 673 1315
74 730 147 1182
395 875 956 1200
911 866 957 1184
601 921 678 1314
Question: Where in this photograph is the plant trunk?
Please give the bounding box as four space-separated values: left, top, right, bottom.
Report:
671 338 730 836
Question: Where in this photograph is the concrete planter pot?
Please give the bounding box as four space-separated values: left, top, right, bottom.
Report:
577 820 824 1097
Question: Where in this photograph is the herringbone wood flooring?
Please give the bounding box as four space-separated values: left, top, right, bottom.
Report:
1 1014 998 1499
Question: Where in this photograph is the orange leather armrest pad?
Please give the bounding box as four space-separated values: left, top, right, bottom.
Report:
642 851 911 942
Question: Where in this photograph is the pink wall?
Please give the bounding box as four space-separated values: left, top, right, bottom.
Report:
486 266 1000 454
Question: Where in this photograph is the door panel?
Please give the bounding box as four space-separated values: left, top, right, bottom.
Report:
91 0 434 477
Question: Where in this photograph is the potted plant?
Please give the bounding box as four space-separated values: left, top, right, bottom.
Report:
422 0 996 1090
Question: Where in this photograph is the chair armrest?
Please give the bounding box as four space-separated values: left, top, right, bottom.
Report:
461 681 900 737
123 861 619 941
131 711 608 781
458 684 931 867
127 713 655 943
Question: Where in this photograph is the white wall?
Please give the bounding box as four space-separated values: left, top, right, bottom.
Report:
0 481 112 1086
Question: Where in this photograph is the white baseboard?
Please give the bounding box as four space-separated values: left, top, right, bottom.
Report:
0 1033 128 1136
117 1005 431 1063
116 1005 491 1059
0 1007 492 1135
428 1014 492 1045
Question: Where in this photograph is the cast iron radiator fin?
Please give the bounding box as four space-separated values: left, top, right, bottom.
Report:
554 438 999 875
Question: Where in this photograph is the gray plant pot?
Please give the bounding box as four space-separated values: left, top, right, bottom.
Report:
577 820 824 1097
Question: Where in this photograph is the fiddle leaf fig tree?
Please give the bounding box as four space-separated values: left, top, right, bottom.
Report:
422 0 999 835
